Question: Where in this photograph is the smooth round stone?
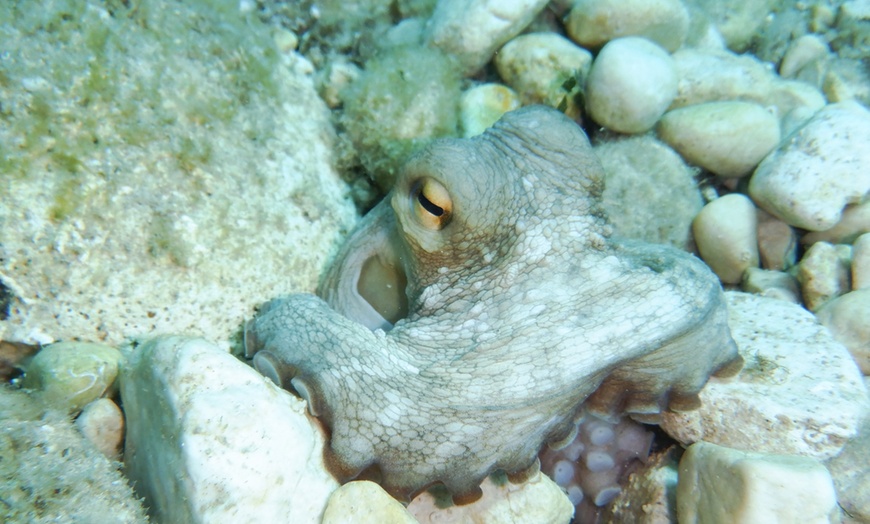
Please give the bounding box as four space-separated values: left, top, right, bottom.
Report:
815 289 870 374
851 233 870 290
796 241 852 312
692 194 760 284
780 34 830 78
459 83 522 137
565 0 689 52
75 397 125 460
657 101 781 178
21 341 121 413
586 37 677 134
749 101 870 231
495 32 592 120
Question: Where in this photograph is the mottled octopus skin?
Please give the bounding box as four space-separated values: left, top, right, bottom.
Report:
246 106 740 503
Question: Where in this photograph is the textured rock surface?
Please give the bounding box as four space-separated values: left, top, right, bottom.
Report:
121 336 339 524
749 102 870 231
677 441 839 524
0 0 356 349
601 446 680 524
661 292 869 460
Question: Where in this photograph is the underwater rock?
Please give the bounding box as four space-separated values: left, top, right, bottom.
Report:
75 397 125 460
322 481 417 524
692 194 760 285
816 289 870 375
565 0 689 52
459 83 522 138
796 241 852 312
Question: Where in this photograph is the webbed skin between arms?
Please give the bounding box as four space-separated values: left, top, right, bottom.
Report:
245 105 741 503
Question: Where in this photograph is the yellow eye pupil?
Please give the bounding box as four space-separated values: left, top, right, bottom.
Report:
411 178 452 230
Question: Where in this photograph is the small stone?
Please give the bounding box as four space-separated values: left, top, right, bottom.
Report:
316 59 361 109
661 292 869 460
75 398 124 460
322 481 417 524
756 207 798 271
684 0 778 52
815 289 870 375
779 34 830 78
825 414 870 523
585 37 677 134
749 101 870 231
692 194 759 284
823 58 870 106
564 0 689 52
595 135 703 250
797 241 852 312
407 472 574 524
495 32 592 120
21 341 121 414
802 200 870 245
852 233 870 289
121 336 339 524
425 0 549 75
459 84 522 137
657 101 781 178
741 268 801 304
273 28 299 53
677 441 840 524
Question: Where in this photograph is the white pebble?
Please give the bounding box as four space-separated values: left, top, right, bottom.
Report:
75 398 125 460
852 233 870 289
802 200 870 245
585 37 677 134
692 194 759 284
780 34 830 78
459 83 522 137
585 450 616 472
657 101 781 178
565 0 689 52
749 101 870 231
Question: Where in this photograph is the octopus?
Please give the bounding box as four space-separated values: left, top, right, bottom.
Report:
245 105 741 504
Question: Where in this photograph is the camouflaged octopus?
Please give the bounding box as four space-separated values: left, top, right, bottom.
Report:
246 105 741 503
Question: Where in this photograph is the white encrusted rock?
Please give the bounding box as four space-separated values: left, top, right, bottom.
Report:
459 83 522 137
425 0 548 75
677 441 840 524
322 481 417 524
565 0 689 52
797 241 852 311
121 336 339 524
586 37 677 134
661 292 870 460
749 101 870 231
815 289 870 375
657 101 781 178
692 194 759 284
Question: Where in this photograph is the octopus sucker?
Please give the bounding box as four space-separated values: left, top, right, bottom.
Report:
247 106 740 503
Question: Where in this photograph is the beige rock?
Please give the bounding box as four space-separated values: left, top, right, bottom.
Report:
816 289 870 375
586 37 677 134
21 341 121 414
459 83 522 137
756 207 798 271
495 32 592 120
121 336 339 524
780 34 830 78
661 292 869 460
677 441 840 524
425 0 549 75
802 200 870 246
322 481 417 524
797 241 852 311
408 472 574 524
75 398 124 460
692 194 759 284
740 268 801 304
657 101 781 178
749 102 870 231
853 232 870 289
565 0 689 52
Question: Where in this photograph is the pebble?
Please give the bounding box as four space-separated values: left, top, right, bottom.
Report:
316 58 361 109
687 0 778 52
756 207 798 271
425 0 549 75
801 200 870 245
796 241 852 312
852 232 870 289
815 289 870 375
657 101 781 178
740 268 801 304
692 194 759 284
594 135 703 250
75 397 125 460
564 0 689 52
495 32 592 120
780 34 830 79
459 83 522 137
121 336 339 524
826 414 870 522
585 37 678 134
749 101 870 231
322 481 417 524
21 341 121 414
677 441 839 524
661 292 869 460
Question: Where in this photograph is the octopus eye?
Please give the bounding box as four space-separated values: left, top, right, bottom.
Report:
411 178 452 230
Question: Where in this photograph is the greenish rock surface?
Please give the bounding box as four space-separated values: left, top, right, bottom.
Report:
0 0 356 349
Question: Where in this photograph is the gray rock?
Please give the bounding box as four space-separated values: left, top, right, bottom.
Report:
826 414 870 523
